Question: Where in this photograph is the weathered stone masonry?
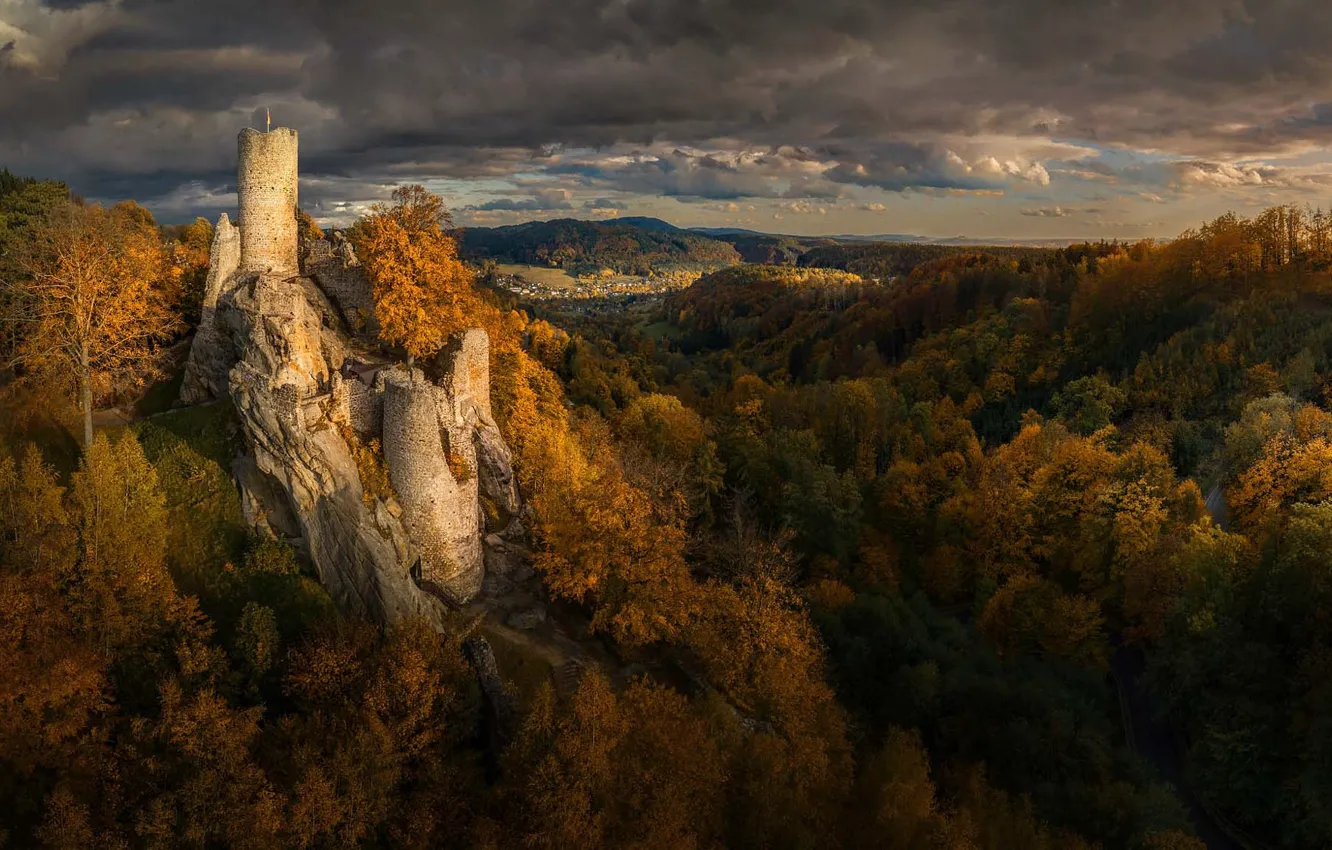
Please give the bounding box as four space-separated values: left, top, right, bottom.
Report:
237 127 299 276
306 239 378 336
382 368 483 599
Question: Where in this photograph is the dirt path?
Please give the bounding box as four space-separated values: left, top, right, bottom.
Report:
92 399 222 428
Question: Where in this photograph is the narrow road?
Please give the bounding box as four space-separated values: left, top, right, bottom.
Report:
92 398 222 428
1111 647 1241 850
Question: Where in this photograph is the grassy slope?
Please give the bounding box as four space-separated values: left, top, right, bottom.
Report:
130 402 249 594
128 401 335 636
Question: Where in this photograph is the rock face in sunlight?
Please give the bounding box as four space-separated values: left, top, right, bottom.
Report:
178 126 522 619
179 213 240 404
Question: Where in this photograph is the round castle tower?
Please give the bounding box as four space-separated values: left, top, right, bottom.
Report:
237 127 299 275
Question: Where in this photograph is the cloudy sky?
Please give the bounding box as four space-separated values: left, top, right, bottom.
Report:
3 0 1332 238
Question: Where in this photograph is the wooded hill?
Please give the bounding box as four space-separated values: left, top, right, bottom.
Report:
459 213 1106 280
458 217 742 276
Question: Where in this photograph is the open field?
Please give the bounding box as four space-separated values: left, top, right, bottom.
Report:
496 263 580 289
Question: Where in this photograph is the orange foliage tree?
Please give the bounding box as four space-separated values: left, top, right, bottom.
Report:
170 216 214 326
1229 433 1332 537
9 201 180 447
352 185 478 367
934 419 1208 658
507 674 727 850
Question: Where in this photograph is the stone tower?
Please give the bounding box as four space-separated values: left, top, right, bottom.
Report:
237 127 299 275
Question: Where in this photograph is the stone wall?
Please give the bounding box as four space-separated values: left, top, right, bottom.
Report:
439 329 520 516
238 127 299 275
440 329 493 422
330 370 384 438
347 378 383 436
381 368 483 601
305 239 378 338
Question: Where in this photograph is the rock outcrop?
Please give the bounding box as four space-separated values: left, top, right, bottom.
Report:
178 126 525 621
179 214 241 404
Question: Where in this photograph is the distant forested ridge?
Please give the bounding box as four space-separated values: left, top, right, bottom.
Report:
716 233 838 265
458 215 1104 279
458 217 742 275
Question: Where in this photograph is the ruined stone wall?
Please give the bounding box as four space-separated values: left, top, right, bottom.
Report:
331 371 384 438
331 367 388 439
238 127 299 275
273 382 303 429
305 240 378 337
347 379 383 437
381 368 483 601
434 329 520 517
440 329 493 422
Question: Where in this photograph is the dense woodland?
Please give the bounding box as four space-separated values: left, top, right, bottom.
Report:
541 205 1332 849
2 164 1331 848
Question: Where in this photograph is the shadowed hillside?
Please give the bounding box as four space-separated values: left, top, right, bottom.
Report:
458 217 742 276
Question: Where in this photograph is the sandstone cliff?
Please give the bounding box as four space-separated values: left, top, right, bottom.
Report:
178 127 524 622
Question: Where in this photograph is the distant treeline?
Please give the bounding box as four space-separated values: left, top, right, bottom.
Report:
795 241 1122 280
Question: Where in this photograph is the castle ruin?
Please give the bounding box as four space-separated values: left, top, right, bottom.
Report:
179 126 524 621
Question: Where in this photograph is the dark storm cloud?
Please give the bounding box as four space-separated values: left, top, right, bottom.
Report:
583 198 628 211
3 0 1332 221
547 150 789 200
470 190 574 212
821 143 1003 193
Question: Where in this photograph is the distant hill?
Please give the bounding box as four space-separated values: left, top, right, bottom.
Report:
459 218 740 276
710 233 839 265
825 233 922 243
459 214 1108 277
687 226 770 237
607 216 681 232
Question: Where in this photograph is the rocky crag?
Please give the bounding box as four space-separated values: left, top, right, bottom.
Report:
179 127 526 624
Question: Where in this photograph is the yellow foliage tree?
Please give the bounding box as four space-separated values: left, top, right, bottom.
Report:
0 441 73 573
169 216 214 325
277 618 478 847
11 201 180 447
1229 433 1332 537
68 432 177 653
689 569 853 847
523 409 699 646
0 442 106 797
352 185 477 367
125 681 284 849
851 728 939 849
977 574 1108 668
512 674 726 850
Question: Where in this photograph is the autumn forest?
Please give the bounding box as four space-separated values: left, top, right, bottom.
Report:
5 164 1332 850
